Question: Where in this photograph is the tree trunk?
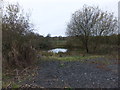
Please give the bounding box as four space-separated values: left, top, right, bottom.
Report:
81 36 89 53
85 37 89 53
85 43 89 53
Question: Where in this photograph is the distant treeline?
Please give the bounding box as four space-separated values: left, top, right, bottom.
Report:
66 34 119 54
43 34 119 55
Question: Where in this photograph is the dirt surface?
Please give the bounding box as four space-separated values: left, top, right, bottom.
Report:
23 58 118 88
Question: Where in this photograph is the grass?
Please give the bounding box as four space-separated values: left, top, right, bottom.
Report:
44 55 102 62
42 52 114 65
2 73 20 88
2 63 38 88
3 74 12 80
51 40 67 48
12 83 20 88
2 81 20 88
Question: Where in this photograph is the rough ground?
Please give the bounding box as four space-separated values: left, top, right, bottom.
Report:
23 58 118 88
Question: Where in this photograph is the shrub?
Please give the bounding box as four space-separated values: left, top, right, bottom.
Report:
2 3 37 68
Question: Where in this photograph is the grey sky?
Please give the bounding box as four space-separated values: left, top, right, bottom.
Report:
5 0 119 37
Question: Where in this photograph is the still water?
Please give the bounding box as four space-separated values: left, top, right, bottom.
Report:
48 48 67 53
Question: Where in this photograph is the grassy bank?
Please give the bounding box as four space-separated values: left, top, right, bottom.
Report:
40 50 116 65
2 61 39 88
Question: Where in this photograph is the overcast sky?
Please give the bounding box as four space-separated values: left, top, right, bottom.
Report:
5 0 120 37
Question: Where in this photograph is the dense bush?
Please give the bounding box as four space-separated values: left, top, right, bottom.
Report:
26 33 52 50
2 3 37 68
2 3 53 68
66 35 118 54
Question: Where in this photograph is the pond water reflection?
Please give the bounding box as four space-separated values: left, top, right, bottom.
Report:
48 48 67 53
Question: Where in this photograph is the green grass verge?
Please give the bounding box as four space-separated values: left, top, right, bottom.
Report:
43 55 113 65
44 55 102 61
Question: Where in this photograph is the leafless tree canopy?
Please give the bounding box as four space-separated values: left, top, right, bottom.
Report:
2 3 33 35
66 5 117 36
66 5 118 53
2 3 36 68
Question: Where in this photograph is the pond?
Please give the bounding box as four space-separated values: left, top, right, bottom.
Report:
48 48 68 53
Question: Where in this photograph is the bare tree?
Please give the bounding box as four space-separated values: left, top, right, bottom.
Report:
2 3 33 35
2 3 36 68
66 5 117 53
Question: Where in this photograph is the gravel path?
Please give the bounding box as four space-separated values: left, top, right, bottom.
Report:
25 59 118 88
